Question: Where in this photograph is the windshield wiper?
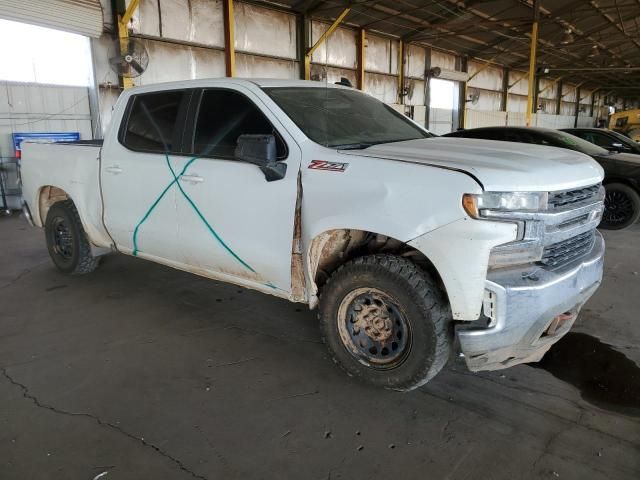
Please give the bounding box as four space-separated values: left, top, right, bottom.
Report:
329 143 374 150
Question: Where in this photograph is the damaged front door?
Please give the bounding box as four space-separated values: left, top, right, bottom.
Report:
173 87 300 294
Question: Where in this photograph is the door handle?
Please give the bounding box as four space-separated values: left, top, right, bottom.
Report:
179 174 204 184
105 165 123 175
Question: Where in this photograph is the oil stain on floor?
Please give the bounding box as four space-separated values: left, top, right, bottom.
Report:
533 332 640 416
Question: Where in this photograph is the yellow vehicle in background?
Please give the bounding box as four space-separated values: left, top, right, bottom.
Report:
609 109 640 141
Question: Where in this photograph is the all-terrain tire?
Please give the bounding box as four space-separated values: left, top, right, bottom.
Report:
318 254 452 391
44 200 100 275
600 183 640 230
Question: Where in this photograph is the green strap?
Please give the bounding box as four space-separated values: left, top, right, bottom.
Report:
131 154 255 274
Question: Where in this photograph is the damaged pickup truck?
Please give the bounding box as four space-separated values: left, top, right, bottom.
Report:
20 79 606 391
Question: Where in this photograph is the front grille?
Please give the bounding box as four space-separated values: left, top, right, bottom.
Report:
539 231 596 268
548 184 601 209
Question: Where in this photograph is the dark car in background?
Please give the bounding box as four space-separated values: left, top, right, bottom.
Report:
444 126 640 229
561 128 640 155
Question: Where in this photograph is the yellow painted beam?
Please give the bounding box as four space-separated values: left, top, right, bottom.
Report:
120 0 140 29
357 28 365 90
223 0 235 77
304 7 351 80
117 0 140 89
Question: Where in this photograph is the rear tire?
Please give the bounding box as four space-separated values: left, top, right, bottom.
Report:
318 254 452 391
600 183 640 230
44 200 100 274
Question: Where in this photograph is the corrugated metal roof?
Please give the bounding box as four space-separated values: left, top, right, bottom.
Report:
264 0 640 99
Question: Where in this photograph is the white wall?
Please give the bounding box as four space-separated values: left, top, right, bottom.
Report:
0 81 91 208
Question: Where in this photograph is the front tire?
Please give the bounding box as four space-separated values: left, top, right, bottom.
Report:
319 254 452 391
600 183 640 230
44 200 100 274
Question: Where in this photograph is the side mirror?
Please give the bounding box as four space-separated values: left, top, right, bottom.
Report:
611 142 624 149
234 134 286 182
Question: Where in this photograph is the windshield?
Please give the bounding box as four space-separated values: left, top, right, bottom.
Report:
545 130 610 156
263 87 433 149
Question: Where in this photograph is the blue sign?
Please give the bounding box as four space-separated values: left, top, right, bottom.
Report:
12 132 80 158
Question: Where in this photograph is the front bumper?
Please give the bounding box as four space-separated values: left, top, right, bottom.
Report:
457 231 605 371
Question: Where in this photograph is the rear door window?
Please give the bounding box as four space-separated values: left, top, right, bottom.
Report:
121 90 189 153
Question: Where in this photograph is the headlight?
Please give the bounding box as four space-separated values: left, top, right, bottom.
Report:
462 192 548 218
463 191 548 268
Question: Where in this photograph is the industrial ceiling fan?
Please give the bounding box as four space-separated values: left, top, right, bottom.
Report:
108 38 149 79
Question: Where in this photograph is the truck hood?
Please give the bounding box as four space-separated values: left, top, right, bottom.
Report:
341 137 604 192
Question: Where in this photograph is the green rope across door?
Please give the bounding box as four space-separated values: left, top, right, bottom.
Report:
131 153 256 274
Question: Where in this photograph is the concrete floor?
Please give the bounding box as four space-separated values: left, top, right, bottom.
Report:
1 214 639 480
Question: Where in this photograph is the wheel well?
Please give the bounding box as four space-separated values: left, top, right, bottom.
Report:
308 229 448 304
38 186 70 224
603 178 640 193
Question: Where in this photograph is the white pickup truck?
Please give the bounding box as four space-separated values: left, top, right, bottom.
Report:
21 79 606 391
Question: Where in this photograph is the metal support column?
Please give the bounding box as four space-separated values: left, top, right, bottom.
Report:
424 47 432 129
397 40 405 104
458 56 468 129
526 0 540 126
555 80 563 115
304 7 351 80
223 0 235 77
297 14 309 80
574 86 581 127
117 0 140 89
357 28 366 90
501 67 509 112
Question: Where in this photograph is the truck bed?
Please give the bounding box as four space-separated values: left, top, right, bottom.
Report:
20 141 111 247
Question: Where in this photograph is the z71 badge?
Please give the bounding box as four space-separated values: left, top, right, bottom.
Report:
308 160 349 172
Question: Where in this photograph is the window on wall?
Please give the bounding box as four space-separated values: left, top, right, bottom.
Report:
0 19 92 86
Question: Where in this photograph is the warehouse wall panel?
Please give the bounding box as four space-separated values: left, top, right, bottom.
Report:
466 110 507 128
236 54 297 79
129 0 225 47
137 39 225 84
561 83 577 103
310 65 357 87
538 78 557 100
128 0 161 37
364 72 398 104
506 112 527 126
508 70 528 96
507 94 527 113
235 4 296 59
535 113 576 129
405 44 426 79
467 89 501 111
365 34 393 74
430 50 456 70
468 61 502 91
560 100 575 116
311 22 356 69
